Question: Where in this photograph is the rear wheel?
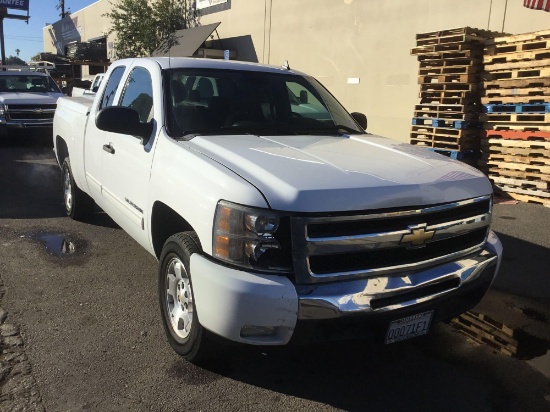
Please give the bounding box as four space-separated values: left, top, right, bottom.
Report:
158 232 213 362
62 157 95 220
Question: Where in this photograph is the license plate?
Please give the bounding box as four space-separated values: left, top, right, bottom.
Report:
385 311 433 344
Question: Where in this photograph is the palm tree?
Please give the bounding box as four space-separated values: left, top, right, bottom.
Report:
15 49 20 57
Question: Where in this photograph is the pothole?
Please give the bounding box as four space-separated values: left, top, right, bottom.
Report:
22 231 86 258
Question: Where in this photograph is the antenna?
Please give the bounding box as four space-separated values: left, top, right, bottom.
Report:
282 60 290 70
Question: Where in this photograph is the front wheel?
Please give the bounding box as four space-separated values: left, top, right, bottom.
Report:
62 157 95 220
158 232 213 362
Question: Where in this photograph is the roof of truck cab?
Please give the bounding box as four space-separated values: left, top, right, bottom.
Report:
123 57 308 77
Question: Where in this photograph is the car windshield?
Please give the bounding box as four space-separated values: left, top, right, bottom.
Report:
166 68 363 137
0 75 62 93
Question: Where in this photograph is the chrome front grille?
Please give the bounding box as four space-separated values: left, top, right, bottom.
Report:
6 104 57 122
290 196 492 283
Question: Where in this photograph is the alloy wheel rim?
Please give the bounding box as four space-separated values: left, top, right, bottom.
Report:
165 257 194 340
63 168 72 212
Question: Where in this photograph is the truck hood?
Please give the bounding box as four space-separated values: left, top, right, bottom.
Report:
188 133 492 212
0 92 63 105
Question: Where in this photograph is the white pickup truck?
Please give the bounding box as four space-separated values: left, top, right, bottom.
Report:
53 57 502 361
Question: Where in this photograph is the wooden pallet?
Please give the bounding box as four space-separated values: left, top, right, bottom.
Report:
418 73 480 84
411 125 480 137
484 103 550 114
485 66 550 81
410 137 478 151
414 110 478 121
417 27 499 41
413 117 480 129
416 49 483 61
411 42 483 55
419 56 480 68
481 137 550 149
416 33 485 47
484 154 550 166
486 167 550 183
494 184 550 198
490 175 550 190
485 29 550 46
485 39 550 56
415 103 480 113
484 122 550 132
420 90 476 100
482 87 550 105
483 129 550 141
421 82 479 92
451 311 517 357
484 76 550 90
484 57 550 73
484 160 550 174
494 190 550 207
419 65 482 76
482 112 550 123
483 49 550 65
481 142 550 158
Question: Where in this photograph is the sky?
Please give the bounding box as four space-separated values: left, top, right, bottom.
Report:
3 0 99 63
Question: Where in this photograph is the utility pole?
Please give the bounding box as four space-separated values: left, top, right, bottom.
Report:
0 7 6 68
59 0 65 19
0 2 30 70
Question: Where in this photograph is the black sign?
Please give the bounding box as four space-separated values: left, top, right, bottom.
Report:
0 0 29 11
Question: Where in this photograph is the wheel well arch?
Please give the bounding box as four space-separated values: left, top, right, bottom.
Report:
55 135 69 165
151 201 197 258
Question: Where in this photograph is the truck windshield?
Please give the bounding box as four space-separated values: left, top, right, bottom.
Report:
166 68 363 137
0 75 62 94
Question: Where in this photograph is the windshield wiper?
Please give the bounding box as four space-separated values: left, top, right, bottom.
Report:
219 125 297 135
295 125 361 135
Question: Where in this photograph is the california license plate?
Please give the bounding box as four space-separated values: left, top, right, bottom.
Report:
385 311 433 344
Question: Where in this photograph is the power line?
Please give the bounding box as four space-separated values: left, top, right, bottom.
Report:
5 36 43 43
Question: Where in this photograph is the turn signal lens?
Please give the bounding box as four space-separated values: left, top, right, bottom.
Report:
213 201 286 272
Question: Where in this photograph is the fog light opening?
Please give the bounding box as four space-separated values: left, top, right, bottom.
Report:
240 325 277 338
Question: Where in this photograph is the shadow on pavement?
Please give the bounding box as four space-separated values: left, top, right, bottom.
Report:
493 232 550 302
0 138 118 228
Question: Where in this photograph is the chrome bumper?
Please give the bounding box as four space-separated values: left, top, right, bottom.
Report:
297 231 502 320
0 119 53 128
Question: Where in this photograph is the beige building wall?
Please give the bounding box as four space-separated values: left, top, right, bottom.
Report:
200 0 550 142
42 0 549 140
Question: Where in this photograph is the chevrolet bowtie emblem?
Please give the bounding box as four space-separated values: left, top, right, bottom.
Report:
400 224 435 248
33 108 43 113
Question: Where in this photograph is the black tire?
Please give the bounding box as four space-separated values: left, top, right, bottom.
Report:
62 157 95 220
158 232 213 362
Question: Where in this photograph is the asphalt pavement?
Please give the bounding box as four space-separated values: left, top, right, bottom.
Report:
0 138 549 411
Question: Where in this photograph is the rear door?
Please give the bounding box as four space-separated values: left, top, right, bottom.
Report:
84 65 127 203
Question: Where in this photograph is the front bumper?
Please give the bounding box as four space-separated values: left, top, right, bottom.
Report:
190 231 502 345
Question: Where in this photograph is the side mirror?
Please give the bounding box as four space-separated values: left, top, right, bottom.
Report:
299 90 308 104
96 106 153 144
351 112 367 130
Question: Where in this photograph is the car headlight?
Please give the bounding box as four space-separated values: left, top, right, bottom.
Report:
0 104 5 117
213 200 292 273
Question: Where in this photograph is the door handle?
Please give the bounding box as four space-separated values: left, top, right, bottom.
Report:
103 144 115 154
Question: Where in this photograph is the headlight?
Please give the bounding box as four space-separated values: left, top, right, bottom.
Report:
0 104 5 117
213 201 292 273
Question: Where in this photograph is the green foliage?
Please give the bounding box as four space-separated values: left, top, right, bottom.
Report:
5 56 26 66
105 0 198 59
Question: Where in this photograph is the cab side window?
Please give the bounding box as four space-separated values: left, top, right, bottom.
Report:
99 66 126 110
119 67 154 123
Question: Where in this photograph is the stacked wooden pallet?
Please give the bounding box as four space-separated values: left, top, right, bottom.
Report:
481 30 550 207
410 28 496 162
